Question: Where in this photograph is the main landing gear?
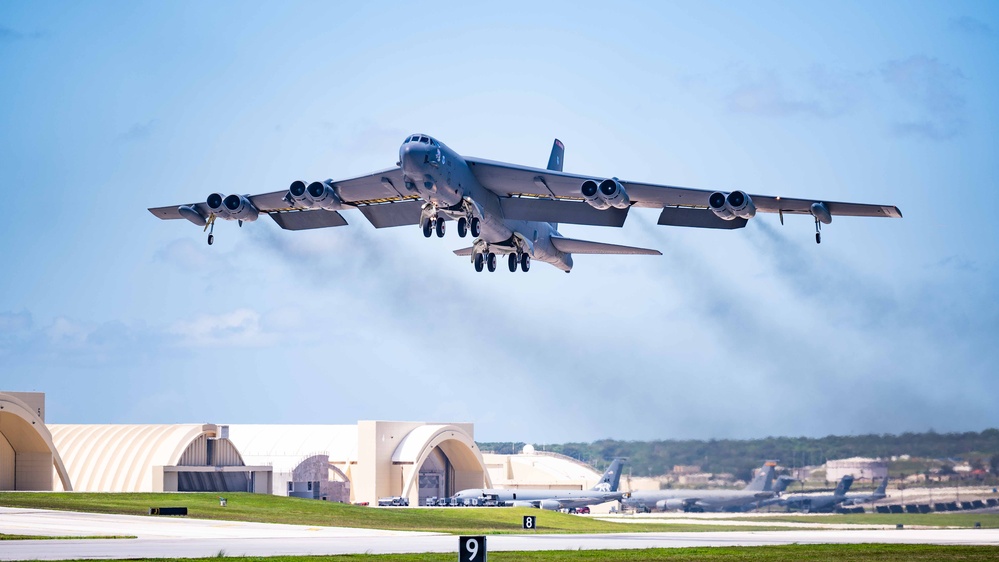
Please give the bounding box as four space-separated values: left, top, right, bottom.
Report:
507 253 530 272
421 216 447 238
473 252 497 272
455 216 480 238
814 219 822 244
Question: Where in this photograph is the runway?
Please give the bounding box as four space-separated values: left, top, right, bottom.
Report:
2 507 997 560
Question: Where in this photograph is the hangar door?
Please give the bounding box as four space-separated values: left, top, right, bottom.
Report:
418 447 452 504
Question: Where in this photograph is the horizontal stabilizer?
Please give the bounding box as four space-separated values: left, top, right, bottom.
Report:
268 209 348 230
453 247 474 256
551 237 661 255
500 198 628 227
657 207 748 229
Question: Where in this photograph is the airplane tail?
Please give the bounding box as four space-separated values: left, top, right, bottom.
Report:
873 475 889 497
547 139 564 172
744 463 776 492
834 475 855 496
591 458 626 492
773 475 796 494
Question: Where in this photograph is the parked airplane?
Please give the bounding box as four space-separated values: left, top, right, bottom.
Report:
451 458 627 510
778 474 856 512
149 135 902 272
622 462 776 513
841 476 890 506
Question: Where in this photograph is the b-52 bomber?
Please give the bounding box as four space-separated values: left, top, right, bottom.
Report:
149 134 902 273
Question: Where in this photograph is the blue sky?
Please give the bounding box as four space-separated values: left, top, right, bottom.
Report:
1 1 996 442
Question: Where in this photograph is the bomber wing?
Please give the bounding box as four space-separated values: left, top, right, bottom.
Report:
148 167 421 231
465 157 901 228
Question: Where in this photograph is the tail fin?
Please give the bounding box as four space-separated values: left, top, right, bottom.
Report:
547 139 564 172
834 475 855 496
874 476 889 497
591 458 626 492
744 463 776 492
773 475 796 494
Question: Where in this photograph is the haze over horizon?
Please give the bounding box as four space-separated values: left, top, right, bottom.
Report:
1 1 997 443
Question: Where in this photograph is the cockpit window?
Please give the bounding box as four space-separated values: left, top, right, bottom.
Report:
420 136 429 143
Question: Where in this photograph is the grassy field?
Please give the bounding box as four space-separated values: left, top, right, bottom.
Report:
0 492 794 534
746 512 999 528
16 545 999 561
2 492 995 535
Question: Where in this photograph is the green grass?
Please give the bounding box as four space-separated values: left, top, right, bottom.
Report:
21 545 999 561
748 512 999 528
0 492 791 534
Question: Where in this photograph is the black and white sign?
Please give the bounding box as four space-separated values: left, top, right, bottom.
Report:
458 535 486 562
523 515 537 530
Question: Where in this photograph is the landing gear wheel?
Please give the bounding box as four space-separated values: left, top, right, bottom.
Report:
422 218 432 238
457 217 468 238
435 218 446 238
815 232 821 244
207 234 214 245
486 252 497 272
508 253 519 272
470 217 481 237
473 252 484 272
520 253 530 272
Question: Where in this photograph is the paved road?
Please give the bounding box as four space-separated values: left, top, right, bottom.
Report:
2 507 997 560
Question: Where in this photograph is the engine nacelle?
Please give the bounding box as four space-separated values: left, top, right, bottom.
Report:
658 499 688 511
726 190 756 219
305 179 343 210
708 191 736 220
222 194 259 222
206 193 229 218
598 178 630 209
288 180 310 206
709 191 755 220
537 499 562 511
509 500 535 508
581 179 610 210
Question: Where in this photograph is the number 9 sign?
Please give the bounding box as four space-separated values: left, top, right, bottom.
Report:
459 535 486 562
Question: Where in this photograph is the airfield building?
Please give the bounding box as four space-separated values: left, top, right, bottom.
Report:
0 392 72 491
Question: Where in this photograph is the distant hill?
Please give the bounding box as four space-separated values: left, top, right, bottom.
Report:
478 429 999 481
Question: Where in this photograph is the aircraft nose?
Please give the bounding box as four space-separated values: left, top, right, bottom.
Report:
400 142 427 172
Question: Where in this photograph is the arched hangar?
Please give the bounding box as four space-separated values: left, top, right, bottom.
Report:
0 392 72 491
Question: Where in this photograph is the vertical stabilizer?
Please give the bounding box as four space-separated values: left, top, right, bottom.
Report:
834 475 855 496
745 463 776 492
592 458 626 492
873 476 889 497
547 139 564 172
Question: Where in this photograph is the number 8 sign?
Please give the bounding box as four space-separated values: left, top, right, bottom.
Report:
523 515 536 530
459 536 486 562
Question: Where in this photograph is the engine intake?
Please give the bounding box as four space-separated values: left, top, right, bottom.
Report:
222 194 259 222
581 179 610 210
206 193 228 217
305 180 343 210
288 180 310 205
708 190 755 220
581 178 629 210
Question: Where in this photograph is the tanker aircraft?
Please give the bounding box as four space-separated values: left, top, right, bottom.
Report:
622 462 776 513
451 458 627 510
149 135 902 272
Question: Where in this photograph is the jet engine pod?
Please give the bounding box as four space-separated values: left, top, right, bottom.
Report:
598 178 631 209
581 179 610 210
222 194 259 222
726 190 756 219
288 180 311 206
708 191 736 220
538 499 562 511
306 179 343 210
206 193 229 217
659 499 688 512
